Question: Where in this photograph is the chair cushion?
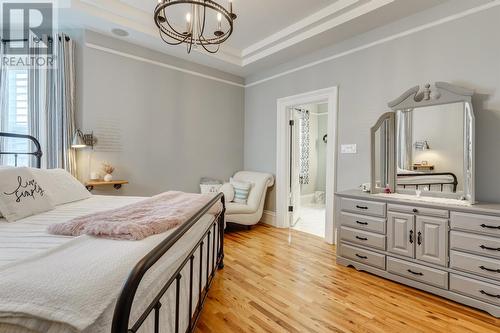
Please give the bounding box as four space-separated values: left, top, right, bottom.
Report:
230 178 252 204
232 171 274 212
219 182 235 203
226 202 256 214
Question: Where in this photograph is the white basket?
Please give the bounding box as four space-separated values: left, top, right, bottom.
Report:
200 184 222 194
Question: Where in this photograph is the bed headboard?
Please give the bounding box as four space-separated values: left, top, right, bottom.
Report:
0 132 42 168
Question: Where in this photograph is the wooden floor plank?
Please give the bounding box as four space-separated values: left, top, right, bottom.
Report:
197 224 500 332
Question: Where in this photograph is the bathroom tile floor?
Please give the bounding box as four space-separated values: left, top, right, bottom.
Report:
293 203 326 238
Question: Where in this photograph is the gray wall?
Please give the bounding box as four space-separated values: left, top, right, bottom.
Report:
75 31 244 196
244 3 500 211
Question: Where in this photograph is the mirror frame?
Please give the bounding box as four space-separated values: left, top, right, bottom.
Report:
371 82 475 203
370 112 395 194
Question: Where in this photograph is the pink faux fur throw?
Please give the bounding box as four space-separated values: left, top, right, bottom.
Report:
48 191 222 240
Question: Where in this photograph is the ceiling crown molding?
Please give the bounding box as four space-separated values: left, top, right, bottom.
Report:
76 0 243 66
242 0 395 66
73 0 399 69
241 0 360 57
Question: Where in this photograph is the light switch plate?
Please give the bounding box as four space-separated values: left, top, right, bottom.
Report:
341 144 357 154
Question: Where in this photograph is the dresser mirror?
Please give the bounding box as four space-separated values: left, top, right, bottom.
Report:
371 82 475 204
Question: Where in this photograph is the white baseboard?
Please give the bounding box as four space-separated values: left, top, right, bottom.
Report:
260 210 276 226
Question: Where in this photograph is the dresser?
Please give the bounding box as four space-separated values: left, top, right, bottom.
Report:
336 190 500 317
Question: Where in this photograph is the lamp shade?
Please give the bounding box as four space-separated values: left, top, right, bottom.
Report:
71 130 86 149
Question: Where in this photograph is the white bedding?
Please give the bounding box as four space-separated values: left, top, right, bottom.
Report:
0 195 219 333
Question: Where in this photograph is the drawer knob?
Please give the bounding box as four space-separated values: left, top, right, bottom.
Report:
356 221 369 225
356 205 368 210
355 254 368 259
479 265 500 273
480 245 500 251
412 208 419 213
407 269 424 276
480 290 500 299
355 236 368 241
480 224 500 230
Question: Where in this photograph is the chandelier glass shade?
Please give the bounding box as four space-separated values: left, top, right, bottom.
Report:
154 0 237 54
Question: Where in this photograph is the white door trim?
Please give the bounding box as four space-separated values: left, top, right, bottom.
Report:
276 87 339 244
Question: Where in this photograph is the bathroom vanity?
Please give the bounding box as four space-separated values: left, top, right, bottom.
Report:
336 82 500 317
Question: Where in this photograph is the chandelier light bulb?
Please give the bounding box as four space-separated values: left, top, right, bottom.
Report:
217 12 222 22
186 13 191 23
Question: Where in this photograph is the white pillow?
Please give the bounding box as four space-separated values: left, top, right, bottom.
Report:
230 178 252 204
219 182 235 203
31 168 91 206
0 167 55 222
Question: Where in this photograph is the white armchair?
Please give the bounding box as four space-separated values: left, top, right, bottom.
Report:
225 171 274 227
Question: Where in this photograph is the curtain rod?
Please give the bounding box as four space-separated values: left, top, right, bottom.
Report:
1 35 71 43
1 38 28 43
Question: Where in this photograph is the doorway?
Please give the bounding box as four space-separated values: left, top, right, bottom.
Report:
290 103 328 238
276 87 338 244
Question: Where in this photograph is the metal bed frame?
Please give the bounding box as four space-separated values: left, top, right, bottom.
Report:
397 172 458 192
0 132 42 167
0 132 225 333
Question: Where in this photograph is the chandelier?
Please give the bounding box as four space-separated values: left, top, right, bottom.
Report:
154 0 237 54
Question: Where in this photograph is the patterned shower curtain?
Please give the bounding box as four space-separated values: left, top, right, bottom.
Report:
298 109 310 185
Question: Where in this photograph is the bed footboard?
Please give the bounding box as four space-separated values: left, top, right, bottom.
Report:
111 193 225 333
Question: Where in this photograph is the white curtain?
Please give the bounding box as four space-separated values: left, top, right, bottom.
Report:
25 34 77 175
396 109 413 171
0 42 7 164
44 34 77 176
0 34 76 173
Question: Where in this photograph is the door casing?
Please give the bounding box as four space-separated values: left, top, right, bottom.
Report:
276 87 339 244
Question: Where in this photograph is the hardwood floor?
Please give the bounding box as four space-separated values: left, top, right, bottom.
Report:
196 224 500 333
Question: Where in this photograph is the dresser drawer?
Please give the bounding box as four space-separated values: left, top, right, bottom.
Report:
387 257 448 289
450 231 500 260
340 212 386 234
387 204 449 218
451 212 500 237
339 243 386 270
340 226 386 250
450 251 500 282
450 274 500 306
340 198 386 218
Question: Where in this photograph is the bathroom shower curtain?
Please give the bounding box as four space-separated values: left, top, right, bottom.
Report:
298 109 310 185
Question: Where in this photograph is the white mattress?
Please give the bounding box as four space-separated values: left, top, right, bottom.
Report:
0 195 219 333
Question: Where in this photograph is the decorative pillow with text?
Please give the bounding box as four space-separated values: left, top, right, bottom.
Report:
0 167 55 222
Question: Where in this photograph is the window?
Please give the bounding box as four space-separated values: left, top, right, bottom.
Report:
2 69 30 166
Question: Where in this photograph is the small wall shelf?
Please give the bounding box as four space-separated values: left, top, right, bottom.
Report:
85 180 129 191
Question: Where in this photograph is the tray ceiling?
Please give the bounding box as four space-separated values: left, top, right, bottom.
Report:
61 0 447 76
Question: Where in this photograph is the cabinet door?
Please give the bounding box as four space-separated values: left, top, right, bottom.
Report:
387 212 415 258
416 216 448 267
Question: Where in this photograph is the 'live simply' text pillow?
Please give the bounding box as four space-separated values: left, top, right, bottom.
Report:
0 167 55 222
